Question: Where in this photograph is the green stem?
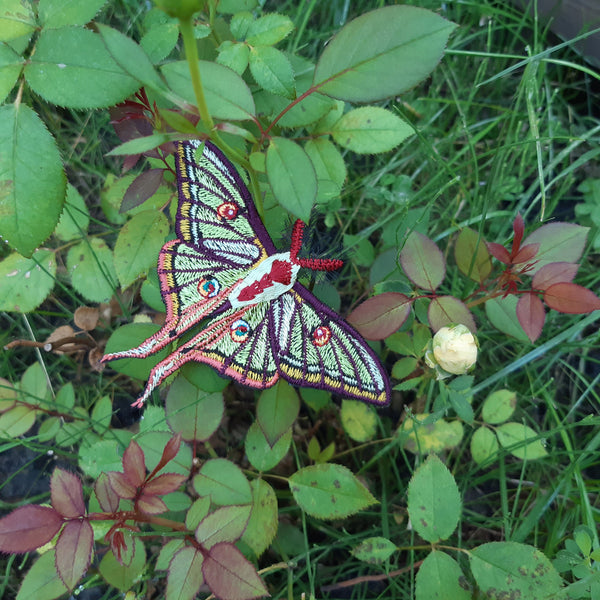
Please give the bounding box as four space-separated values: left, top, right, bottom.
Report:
179 16 213 131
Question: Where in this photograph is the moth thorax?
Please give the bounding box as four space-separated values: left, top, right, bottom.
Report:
230 253 299 309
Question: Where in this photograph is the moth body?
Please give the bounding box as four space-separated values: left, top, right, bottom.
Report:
230 252 300 308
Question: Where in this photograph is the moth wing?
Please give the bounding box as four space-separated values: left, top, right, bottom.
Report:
272 288 391 405
131 303 279 407
176 140 277 254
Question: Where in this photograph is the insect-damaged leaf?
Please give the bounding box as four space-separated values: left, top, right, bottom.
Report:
289 463 377 519
406 455 461 543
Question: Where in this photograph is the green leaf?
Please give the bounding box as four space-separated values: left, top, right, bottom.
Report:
66 238 117 303
391 357 418 380
217 40 249 75
91 395 112 434
162 60 255 120
20 362 50 407
470 426 499 465
399 231 445 291
242 479 279 558
288 463 377 519
218 0 258 14
455 228 492 283
193 458 252 506
0 405 36 437
0 250 56 312
104 323 170 380
165 375 224 442
256 380 299 446
140 9 179 64
249 45 295 98
331 107 412 154
485 296 530 342
407 455 461 543
245 422 292 472
0 0 35 42
0 43 23 103
305 138 346 188
107 133 173 157
246 13 294 46
16 550 68 600
181 362 230 393
352 536 397 565
470 542 562 599
195 505 251 548
496 422 548 460
428 296 476 333
24 27 140 109
340 399 378 442
313 5 456 102
166 546 204 600
343 234 375 267
266 137 316 222
38 0 107 28
97 24 167 92
79 438 124 478
481 390 517 424
415 551 471 600
54 184 90 241
0 103 66 256
99 537 146 591
114 211 169 289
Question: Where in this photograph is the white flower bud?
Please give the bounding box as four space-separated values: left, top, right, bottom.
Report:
427 324 478 376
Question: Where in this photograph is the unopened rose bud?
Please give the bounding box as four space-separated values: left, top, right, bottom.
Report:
425 324 478 376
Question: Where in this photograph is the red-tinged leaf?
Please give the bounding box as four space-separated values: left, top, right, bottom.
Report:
154 433 182 475
523 222 589 274
107 471 137 499
544 283 600 314
50 468 85 518
531 262 579 290
347 292 411 340
511 243 539 264
167 546 204 600
120 168 164 213
202 542 268 600
137 494 168 515
487 242 511 264
0 506 63 553
144 472 187 496
110 529 136 566
95 472 120 513
55 520 93 590
512 213 525 255
516 294 545 342
195 505 252 549
399 231 445 290
428 296 477 333
122 440 146 487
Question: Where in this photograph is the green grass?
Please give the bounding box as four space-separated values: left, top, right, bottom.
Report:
1 1 600 598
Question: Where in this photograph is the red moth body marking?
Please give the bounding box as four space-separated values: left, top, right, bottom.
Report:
230 253 300 308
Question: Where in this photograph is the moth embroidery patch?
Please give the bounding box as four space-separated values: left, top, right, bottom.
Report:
102 140 391 407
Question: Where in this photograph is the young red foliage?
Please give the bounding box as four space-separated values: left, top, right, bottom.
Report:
51 468 86 518
0 505 63 553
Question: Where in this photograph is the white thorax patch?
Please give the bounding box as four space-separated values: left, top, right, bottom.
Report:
230 252 300 308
